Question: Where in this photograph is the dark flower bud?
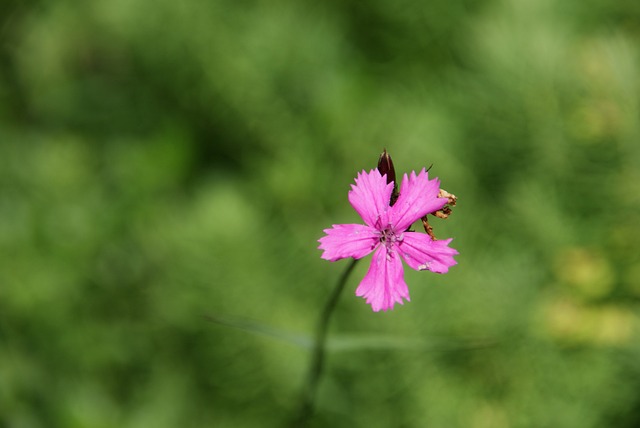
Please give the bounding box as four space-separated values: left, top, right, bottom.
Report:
377 149 399 206
377 148 396 186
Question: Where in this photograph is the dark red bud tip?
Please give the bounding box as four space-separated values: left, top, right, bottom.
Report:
377 149 399 206
377 148 396 186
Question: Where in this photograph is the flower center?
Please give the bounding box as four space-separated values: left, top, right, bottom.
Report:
378 226 403 250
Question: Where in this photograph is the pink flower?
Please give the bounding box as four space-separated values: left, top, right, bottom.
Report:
318 168 458 312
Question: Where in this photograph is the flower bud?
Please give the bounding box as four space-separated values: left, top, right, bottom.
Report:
377 149 399 206
377 149 396 186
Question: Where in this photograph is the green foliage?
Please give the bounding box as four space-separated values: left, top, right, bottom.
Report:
2 0 640 427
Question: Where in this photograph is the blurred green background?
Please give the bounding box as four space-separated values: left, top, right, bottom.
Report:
2 0 640 427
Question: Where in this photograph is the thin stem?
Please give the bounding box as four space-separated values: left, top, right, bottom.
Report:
291 258 359 427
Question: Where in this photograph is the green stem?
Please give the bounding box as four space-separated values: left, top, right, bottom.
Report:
291 258 359 427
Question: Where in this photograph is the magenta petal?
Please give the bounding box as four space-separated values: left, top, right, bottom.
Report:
390 169 448 232
355 246 410 312
348 169 394 228
318 224 378 261
397 233 458 273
